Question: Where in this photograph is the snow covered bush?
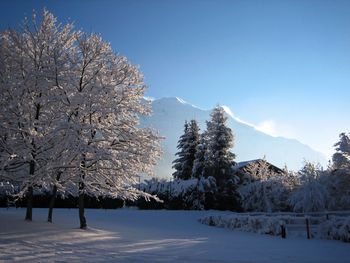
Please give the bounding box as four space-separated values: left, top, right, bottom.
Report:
200 214 284 236
139 176 218 210
201 213 350 242
239 179 274 212
289 162 329 213
319 216 350 242
289 134 350 212
238 161 296 212
140 178 198 198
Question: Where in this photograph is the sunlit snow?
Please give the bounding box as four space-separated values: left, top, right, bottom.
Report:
0 208 349 263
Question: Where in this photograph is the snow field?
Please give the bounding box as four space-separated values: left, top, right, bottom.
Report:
1 208 350 263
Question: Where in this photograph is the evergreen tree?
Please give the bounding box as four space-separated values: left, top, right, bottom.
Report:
172 120 200 180
204 106 236 184
328 132 350 210
192 133 208 178
203 106 239 210
172 121 189 179
332 132 350 169
185 120 200 178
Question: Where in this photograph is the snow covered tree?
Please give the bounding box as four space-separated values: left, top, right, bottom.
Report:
172 121 189 179
192 133 208 179
0 10 162 227
326 168 350 210
203 106 236 184
60 33 162 229
203 106 239 210
172 120 200 180
0 10 77 220
239 158 277 184
238 162 297 212
185 120 200 178
327 132 350 210
332 132 350 169
289 162 329 213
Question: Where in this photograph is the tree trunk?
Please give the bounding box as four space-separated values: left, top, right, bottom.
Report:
25 160 35 221
25 99 40 221
47 172 61 223
25 186 33 221
78 154 87 229
78 182 87 229
47 184 57 223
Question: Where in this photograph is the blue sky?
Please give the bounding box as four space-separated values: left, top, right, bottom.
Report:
1 0 350 158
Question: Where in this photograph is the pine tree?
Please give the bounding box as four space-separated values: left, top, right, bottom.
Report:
172 121 189 179
185 120 200 178
204 106 236 184
203 106 239 210
328 132 350 210
192 133 208 179
172 120 200 180
332 132 350 169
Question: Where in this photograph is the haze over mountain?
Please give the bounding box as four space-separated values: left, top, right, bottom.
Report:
140 97 327 179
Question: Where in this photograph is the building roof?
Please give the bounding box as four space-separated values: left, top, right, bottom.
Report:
233 159 263 170
233 159 284 174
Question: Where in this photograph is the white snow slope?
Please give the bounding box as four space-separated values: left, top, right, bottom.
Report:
0 208 349 263
140 97 327 178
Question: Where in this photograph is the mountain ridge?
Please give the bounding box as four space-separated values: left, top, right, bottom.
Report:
141 97 327 178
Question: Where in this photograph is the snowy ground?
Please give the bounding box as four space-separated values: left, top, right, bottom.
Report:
0 208 349 263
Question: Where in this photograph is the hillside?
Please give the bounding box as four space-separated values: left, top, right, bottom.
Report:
140 97 327 178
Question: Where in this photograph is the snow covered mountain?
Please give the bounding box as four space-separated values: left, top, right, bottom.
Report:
140 97 327 178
